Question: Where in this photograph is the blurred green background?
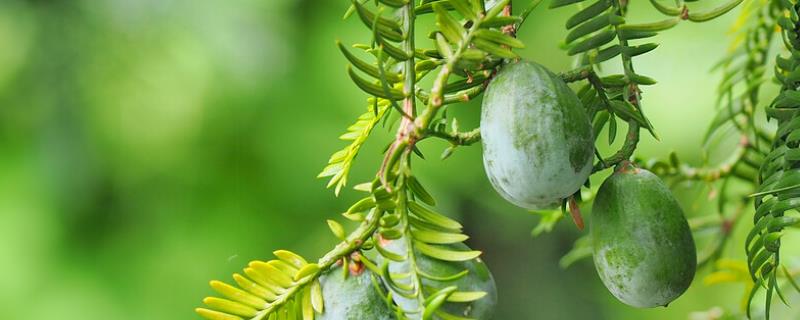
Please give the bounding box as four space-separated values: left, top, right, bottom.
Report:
0 0 777 319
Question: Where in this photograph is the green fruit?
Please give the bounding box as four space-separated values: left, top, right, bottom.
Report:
480 60 593 210
318 267 394 320
484 0 502 11
417 244 497 319
591 164 696 308
379 241 497 319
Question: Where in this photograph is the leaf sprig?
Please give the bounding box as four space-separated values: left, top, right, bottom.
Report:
318 97 390 196
553 0 748 174
747 2 800 318
196 207 384 320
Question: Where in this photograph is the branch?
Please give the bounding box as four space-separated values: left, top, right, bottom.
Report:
593 121 640 172
590 1 646 172
424 127 481 146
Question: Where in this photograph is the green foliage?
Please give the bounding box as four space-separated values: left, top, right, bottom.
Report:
746 2 800 319
195 0 797 319
319 98 390 196
199 0 527 318
196 251 322 320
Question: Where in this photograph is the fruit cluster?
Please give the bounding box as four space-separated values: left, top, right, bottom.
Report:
195 0 715 318
302 60 698 319
482 60 696 309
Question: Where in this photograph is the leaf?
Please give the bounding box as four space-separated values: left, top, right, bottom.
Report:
338 41 402 83
628 73 657 85
378 38 412 61
417 268 469 282
481 16 522 28
618 29 656 41
352 0 404 42
446 291 486 302
688 0 745 22
473 38 517 58
566 0 612 29
622 43 658 57
318 99 390 195
198 252 321 320
435 33 454 59
380 228 404 240
348 197 377 214
567 29 616 55
565 13 611 44
301 286 314 320
619 18 679 32
415 0 455 14
274 250 308 269
414 241 481 261
210 280 268 309
249 261 295 288
589 44 620 64
310 280 324 313
295 264 321 281
474 29 524 48
423 286 456 319
411 228 469 244
196 308 246 320
407 176 437 206
347 66 406 100
380 213 400 227
608 100 650 129
408 201 463 230
376 240 407 262
608 112 617 144
448 0 477 20
433 3 465 44
327 219 347 240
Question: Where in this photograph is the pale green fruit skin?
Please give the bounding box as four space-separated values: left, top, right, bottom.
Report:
484 0 502 11
481 60 594 210
379 241 497 319
591 167 696 308
317 268 395 320
416 244 497 319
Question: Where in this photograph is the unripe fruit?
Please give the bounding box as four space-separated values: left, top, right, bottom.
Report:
318 266 394 320
379 241 497 319
416 244 497 319
484 0 502 11
481 60 594 209
591 164 696 308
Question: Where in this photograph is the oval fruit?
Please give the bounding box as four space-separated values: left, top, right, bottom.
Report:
481 60 593 210
318 266 394 320
416 243 497 319
591 164 696 308
379 241 497 319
